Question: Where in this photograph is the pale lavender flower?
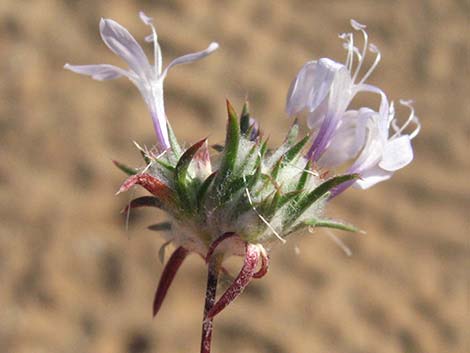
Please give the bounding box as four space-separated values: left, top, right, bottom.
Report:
328 101 420 195
65 12 219 151
286 20 388 163
286 20 420 191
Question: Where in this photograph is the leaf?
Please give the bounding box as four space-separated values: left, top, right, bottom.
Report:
116 173 175 206
112 160 138 175
240 101 250 134
265 189 301 219
153 247 189 317
140 150 151 165
206 243 260 319
197 171 217 211
121 196 163 214
296 160 312 191
148 222 172 231
175 138 207 209
304 219 361 233
284 173 359 227
155 158 175 173
167 123 182 159
218 174 252 204
285 119 299 145
211 144 224 152
216 100 240 183
271 156 284 181
283 134 310 164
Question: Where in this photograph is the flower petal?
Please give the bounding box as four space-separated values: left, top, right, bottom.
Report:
161 42 219 79
64 63 129 81
379 135 413 171
353 165 392 189
286 58 347 117
99 18 151 78
318 109 367 167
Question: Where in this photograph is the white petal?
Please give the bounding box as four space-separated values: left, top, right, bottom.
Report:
161 42 219 79
379 135 413 171
306 95 328 130
64 63 129 81
286 60 317 116
353 165 392 189
318 110 366 167
99 18 151 79
326 60 354 114
286 59 348 117
349 111 386 172
309 58 348 112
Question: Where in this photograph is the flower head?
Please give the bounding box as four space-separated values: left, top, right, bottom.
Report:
65 12 219 151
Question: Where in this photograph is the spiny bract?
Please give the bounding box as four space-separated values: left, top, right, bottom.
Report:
116 100 358 260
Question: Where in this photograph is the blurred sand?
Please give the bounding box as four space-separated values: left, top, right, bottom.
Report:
0 0 468 352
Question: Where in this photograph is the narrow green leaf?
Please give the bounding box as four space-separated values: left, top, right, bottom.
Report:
197 172 217 211
296 160 312 191
238 142 259 172
216 100 240 182
304 219 361 233
271 156 284 181
211 144 224 152
148 222 172 231
175 138 207 209
219 175 251 204
167 123 182 159
285 173 359 227
285 119 299 145
265 189 302 219
155 158 175 173
112 160 138 175
240 101 250 134
140 150 151 165
283 134 310 164
259 139 268 158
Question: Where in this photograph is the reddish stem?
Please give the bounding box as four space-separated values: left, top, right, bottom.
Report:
153 246 188 317
200 256 221 353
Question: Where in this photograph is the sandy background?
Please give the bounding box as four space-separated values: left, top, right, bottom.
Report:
0 0 468 352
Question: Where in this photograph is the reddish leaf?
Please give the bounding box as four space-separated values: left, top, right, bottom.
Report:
153 246 189 317
117 173 174 204
206 243 260 319
120 196 162 214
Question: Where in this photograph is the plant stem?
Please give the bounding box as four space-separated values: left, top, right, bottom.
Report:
200 255 221 353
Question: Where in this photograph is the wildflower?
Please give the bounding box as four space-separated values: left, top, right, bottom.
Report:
286 20 420 191
65 12 219 151
67 14 419 353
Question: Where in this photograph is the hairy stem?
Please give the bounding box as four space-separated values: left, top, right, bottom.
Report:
200 255 221 353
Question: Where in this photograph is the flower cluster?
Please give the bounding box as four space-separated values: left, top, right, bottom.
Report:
286 20 420 193
66 13 420 353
